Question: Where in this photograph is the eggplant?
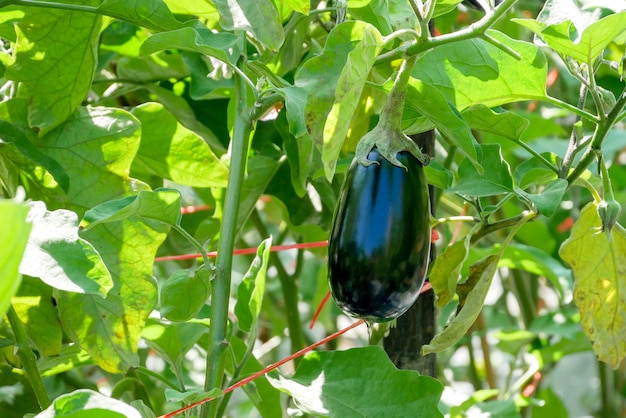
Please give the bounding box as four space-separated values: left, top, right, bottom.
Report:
327 148 431 322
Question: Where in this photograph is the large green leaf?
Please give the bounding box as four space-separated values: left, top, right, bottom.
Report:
412 30 547 111
0 200 31 319
20 201 112 296
130 103 228 188
5 1 101 135
142 318 209 371
98 0 185 32
235 237 272 332
212 0 284 50
34 389 141 418
268 346 443 417
159 266 211 322
559 202 626 369
57 218 168 373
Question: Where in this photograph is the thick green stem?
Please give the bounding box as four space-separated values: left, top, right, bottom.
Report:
378 55 418 131
6 306 50 410
201 69 253 418
566 88 626 185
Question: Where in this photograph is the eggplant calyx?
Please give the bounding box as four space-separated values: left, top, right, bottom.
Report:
355 125 430 169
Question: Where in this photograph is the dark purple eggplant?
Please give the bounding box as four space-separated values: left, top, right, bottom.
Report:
327 148 431 322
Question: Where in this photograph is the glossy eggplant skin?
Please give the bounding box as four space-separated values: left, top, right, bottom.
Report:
328 148 431 322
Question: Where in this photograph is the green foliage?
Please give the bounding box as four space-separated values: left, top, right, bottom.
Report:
1 0 626 417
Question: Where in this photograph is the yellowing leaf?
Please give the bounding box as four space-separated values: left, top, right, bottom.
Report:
559 202 626 369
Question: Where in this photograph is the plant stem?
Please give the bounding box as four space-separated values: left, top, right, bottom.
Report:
378 54 418 132
376 0 518 65
201 64 254 418
251 210 305 359
560 84 588 178
6 306 50 410
544 95 598 123
566 87 626 185
2 0 120 20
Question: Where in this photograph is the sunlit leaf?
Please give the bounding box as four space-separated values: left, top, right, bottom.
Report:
160 266 212 322
559 202 626 369
98 0 185 32
0 200 31 319
212 0 284 50
5 1 101 135
20 201 112 296
268 346 443 417
430 235 471 308
34 389 141 418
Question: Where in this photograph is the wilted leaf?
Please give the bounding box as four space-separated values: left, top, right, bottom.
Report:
559 202 626 369
430 236 471 308
268 346 443 417
422 255 499 355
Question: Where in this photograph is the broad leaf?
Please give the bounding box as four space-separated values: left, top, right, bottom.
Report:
34 389 141 418
559 202 626 369
142 318 209 370
130 103 228 188
0 200 31 318
276 110 312 197
12 276 62 357
449 144 514 196
412 30 547 111
20 201 112 296
235 237 272 332
461 106 530 142
57 218 168 373
423 254 499 354
268 346 443 417
517 178 568 217
212 0 284 50
514 153 560 188
5 1 101 134
321 23 383 179
405 80 479 170
160 266 212 322
424 159 453 191
81 188 182 230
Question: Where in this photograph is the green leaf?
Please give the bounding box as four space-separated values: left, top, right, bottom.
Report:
559 202 626 369
276 111 312 197
57 218 168 373
295 21 379 154
0 120 69 192
139 25 240 65
493 329 536 355
514 7 626 63
277 86 308 139
0 200 31 318
533 388 569 418
164 387 222 404
12 276 63 357
34 389 141 418
227 336 282 418
142 318 209 370
514 153 560 189
424 159 453 190
212 0 284 50
130 103 228 187
38 345 93 378
5 1 101 135
235 237 272 332
39 106 143 213
517 178 568 217
461 106 530 142
268 346 443 417
321 23 383 179
20 201 113 296
160 266 212 322
98 0 185 32
406 80 479 169
412 30 547 111
430 235 471 308
422 254 499 355
81 188 182 230
449 144 514 196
